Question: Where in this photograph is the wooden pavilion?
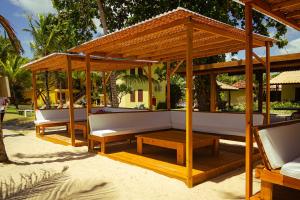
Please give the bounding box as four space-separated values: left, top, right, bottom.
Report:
24 7 277 192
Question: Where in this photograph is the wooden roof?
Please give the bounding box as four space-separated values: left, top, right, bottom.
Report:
270 70 300 84
238 0 300 31
217 81 239 90
179 53 300 74
22 53 156 72
69 7 275 62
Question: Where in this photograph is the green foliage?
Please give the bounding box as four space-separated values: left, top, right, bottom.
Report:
100 0 287 48
170 83 183 109
52 0 98 41
0 35 16 62
156 101 166 110
0 55 31 108
271 101 300 109
116 83 132 104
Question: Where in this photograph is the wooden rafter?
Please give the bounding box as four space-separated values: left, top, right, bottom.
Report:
253 52 266 67
105 71 112 84
240 0 300 31
272 0 300 11
171 60 184 76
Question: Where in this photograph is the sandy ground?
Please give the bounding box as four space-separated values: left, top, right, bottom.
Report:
0 129 260 200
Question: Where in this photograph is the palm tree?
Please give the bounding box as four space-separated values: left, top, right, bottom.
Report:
0 55 31 108
24 14 60 108
0 15 23 55
0 15 23 163
96 0 119 107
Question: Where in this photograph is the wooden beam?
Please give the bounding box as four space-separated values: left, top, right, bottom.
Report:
245 3 254 199
102 72 107 107
148 65 153 110
185 23 193 188
266 42 271 125
105 71 112 84
256 72 263 113
66 56 75 146
210 73 217 112
171 60 184 76
32 71 38 110
253 52 266 67
248 0 300 31
166 62 171 110
85 54 92 134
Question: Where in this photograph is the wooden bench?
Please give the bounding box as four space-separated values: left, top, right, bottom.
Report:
253 120 300 200
136 130 219 165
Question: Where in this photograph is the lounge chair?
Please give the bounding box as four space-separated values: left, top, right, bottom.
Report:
253 120 300 200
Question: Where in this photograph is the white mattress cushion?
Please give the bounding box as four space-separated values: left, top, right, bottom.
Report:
258 123 300 169
281 157 300 180
34 118 69 125
91 129 133 137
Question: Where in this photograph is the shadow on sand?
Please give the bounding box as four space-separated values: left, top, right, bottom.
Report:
1 166 117 200
6 151 96 166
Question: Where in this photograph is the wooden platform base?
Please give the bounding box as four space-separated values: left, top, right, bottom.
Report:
93 140 261 186
251 185 300 200
37 131 87 147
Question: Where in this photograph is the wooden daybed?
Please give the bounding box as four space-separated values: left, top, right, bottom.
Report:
34 107 145 135
253 120 300 200
88 110 265 153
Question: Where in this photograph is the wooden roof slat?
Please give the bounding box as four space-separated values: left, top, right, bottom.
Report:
287 10 300 19
140 39 240 60
69 8 274 61
116 30 213 56
239 0 300 30
272 0 300 11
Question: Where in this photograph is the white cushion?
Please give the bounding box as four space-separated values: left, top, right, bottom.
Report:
89 111 265 139
170 111 264 136
34 118 69 125
281 157 300 179
258 123 300 169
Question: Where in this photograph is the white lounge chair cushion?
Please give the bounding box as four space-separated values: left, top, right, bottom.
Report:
34 118 69 125
281 157 300 180
258 123 300 169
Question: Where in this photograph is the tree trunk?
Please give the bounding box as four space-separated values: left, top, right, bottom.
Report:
96 0 119 107
45 71 50 108
0 124 9 163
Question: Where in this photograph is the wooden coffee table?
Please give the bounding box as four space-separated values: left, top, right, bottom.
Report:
136 130 219 165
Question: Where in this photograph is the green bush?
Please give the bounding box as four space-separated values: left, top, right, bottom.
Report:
271 101 300 109
156 101 166 110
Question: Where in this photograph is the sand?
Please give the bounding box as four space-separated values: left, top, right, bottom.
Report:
0 129 260 200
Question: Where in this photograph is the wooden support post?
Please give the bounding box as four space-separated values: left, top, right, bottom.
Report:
67 56 75 146
32 71 38 110
266 42 271 125
245 3 254 199
148 65 153 110
185 23 193 188
256 72 263 113
102 72 107 107
86 54 92 134
166 62 171 110
210 73 217 112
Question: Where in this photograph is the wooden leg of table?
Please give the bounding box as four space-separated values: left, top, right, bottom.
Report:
137 137 143 154
35 126 39 135
212 139 219 156
101 140 106 154
177 144 185 165
261 181 273 200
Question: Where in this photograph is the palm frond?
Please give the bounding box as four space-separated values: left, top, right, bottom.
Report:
1 166 69 200
0 15 23 54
